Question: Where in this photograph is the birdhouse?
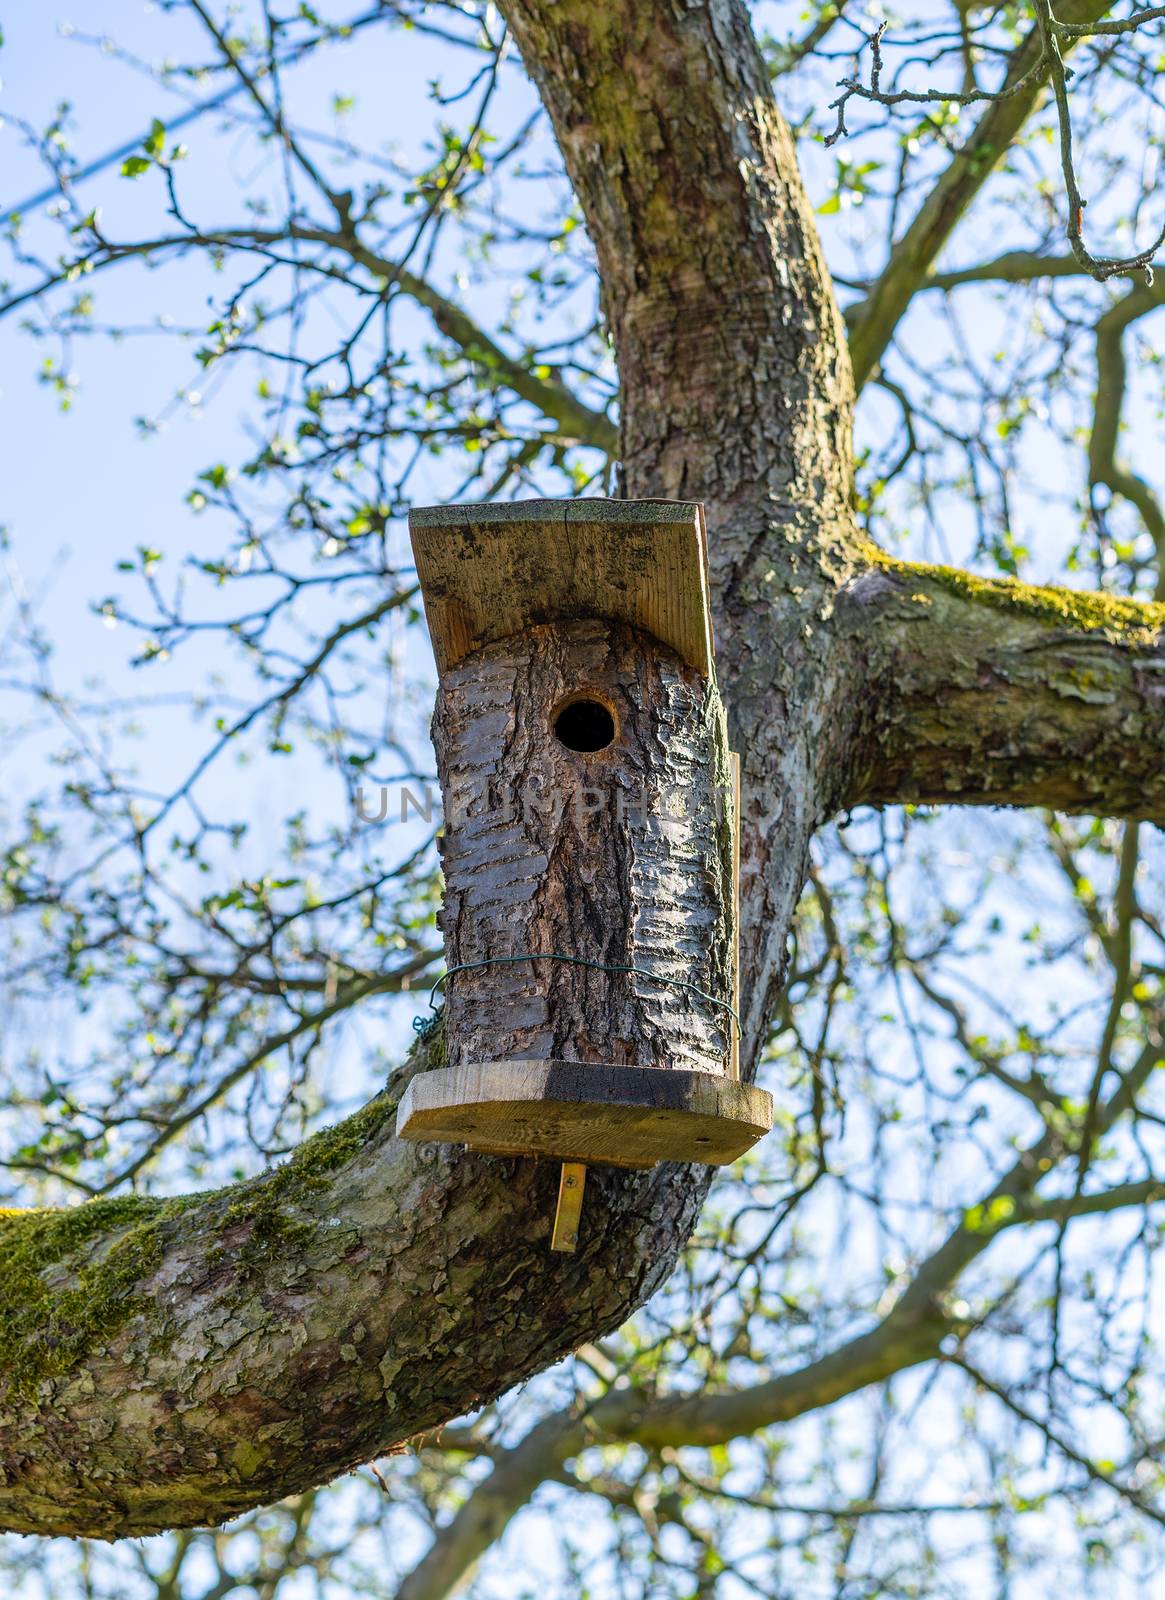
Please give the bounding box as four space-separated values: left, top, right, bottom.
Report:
396 499 772 1248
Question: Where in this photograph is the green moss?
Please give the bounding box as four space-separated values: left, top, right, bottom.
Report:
0 1082 410 1396
212 1090 401 1278
209 1024 453 1269
259 1090 397 1192
870 548 1165 645
228 1093 396 1199
0 1193 197 1394
0 1017 453 1397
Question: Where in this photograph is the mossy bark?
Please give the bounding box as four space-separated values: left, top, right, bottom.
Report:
843 562 1165 820
0 1033 706 1537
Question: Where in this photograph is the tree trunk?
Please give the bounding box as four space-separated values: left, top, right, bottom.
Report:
500 0 861 1058
0 0 861 1538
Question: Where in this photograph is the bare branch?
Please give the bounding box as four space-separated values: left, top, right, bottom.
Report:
846 0 1112 389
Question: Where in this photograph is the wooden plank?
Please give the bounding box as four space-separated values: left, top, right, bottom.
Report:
550 1163 587 1253
409 499 715 678
730 751 741 1082
396 1060 772 1168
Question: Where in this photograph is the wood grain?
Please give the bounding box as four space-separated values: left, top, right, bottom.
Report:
396 1061 773 1168
410 499 715 678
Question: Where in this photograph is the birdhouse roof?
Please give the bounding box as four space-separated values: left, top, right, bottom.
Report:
408 498 715 678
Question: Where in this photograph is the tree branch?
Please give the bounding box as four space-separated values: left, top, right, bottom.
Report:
397 1412 587 1600
845 0 1112 390
5 0 852 1544
1034 0 1165 280
0 225 615 452
394 1149 1165 1600
920 251 1081 289
1089 281 1165 588
845 556 1165 820
304 225 616 451
897 251 1165 576
0 1027 711 1539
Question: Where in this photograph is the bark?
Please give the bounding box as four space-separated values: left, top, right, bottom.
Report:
845 560 1165 820
0 1034 707 1538
500 0 863 1064
435 618 734 1075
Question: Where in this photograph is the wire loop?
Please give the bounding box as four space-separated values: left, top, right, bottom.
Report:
412 952 739 1039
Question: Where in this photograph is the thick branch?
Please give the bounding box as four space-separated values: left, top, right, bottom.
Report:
0 1032 710 1539
921 250 1080 289
0 7 856 1538
397 1412 586 1600
844 558 1165 820
0 1 911 1545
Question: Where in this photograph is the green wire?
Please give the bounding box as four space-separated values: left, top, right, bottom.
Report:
413 951 739 1038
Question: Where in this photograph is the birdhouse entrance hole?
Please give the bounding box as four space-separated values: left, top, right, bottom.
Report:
552 694 616 753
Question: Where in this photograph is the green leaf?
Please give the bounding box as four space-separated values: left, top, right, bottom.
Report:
120 156 151 179
144 118 166 159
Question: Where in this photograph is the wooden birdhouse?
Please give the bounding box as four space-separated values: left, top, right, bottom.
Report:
396 499 772 1248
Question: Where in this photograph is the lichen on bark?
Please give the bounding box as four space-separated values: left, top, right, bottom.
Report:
844 559 1165 821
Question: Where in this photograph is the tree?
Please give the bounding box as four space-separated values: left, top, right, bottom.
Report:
2 0 1165 1591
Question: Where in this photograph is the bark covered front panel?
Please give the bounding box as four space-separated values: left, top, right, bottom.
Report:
433 618 736 1075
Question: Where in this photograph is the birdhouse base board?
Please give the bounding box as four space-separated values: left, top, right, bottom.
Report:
395 1060 773 1168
